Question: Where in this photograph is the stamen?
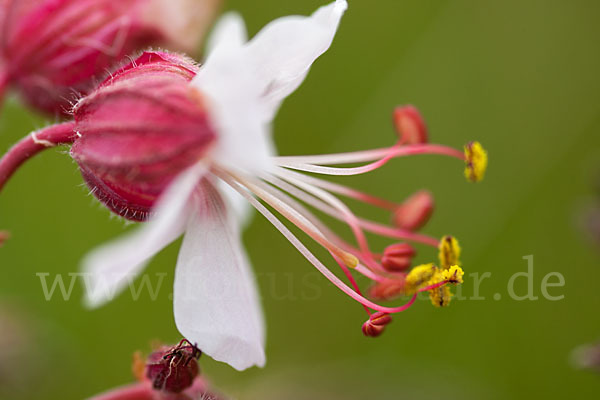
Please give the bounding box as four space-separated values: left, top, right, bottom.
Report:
438 235 461 269
404 263 437 293
392 190 434 231
275 143 466 175
381 242 415 272
0 231 10 247
272 168 440 248
362 311 392 337
218 171 445 314
277 169 398 211
269 168 381 270
464 141 488 182
220 169 358 268
393 105 428 145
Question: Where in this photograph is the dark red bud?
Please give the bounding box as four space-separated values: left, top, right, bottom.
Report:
0 230 9 247
381 242 415 272
393 190 434 231
70 51 216 221
145 340 201 394
362 312 392 338
393 105 428 144
1 0 167 114
369 277 406 301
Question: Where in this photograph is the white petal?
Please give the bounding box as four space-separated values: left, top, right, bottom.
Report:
206 12 248 56
81 162 207 308
192 1 346 174
193 53 275 174
242 0 347 120
174 184 265 371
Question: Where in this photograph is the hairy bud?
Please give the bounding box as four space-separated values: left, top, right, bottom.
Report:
70 51 216 221
0 0 219 114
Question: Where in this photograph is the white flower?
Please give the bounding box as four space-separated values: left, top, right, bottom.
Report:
81 0 481 372
83 1 348 371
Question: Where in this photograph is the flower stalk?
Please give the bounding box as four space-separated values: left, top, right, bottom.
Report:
0 122 76 192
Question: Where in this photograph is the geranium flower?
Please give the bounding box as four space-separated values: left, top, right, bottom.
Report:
0 0 487 371
0 0 220 114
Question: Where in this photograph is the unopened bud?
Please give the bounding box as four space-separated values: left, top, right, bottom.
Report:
393 190 434 231
369 277 406 301
381 242 415 272
70 51 216 221
393 105 428 144
145 339 201 393
362 312 392 338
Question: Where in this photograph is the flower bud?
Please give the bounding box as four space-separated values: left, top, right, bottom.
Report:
0 0 219 114
369 277 406 301
393 105 428 144
70 51 216 221
362 312 392 338
393 190 434 231
381 242 415 272
145 340 201 393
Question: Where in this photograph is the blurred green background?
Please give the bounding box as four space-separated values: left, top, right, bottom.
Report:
1 0 600 398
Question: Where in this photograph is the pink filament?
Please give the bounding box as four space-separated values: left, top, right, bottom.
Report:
219 171 450 315
276 143 466 166
276 143 465 176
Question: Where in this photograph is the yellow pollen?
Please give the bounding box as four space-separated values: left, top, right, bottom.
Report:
429 284 453 308
425 265 465 308
442 265 464 284
438 235 461 269
405 263 437 293
464 141 488 182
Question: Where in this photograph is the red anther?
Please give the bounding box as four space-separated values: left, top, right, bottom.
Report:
393 190 434 231
369 277 406 301
362 311 392 338
381 242 415 272
393 105 428 144
145 339 202 393
0 231 9 247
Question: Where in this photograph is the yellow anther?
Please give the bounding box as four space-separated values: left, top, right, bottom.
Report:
464 141 488 182
425 265 464 308
442 265 464 284
405 263 437 293
438 235 461 269
429 284 453 308
343 253 359 269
